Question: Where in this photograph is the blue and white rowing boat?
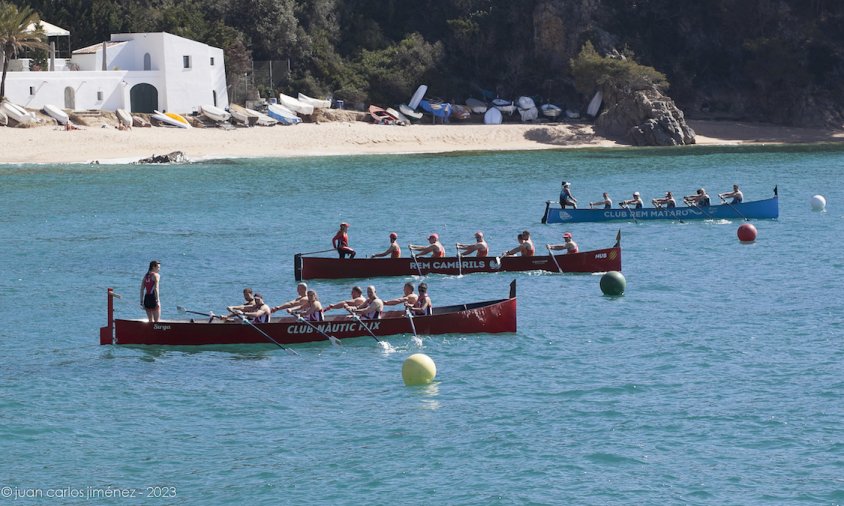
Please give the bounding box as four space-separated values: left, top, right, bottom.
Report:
542 189 779 223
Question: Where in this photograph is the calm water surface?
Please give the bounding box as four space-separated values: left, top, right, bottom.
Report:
1 144 843 504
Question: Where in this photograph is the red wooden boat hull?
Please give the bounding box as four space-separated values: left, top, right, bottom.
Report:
295 247 621 280
99 283 517 346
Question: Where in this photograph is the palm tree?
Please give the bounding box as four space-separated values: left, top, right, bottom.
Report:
0 2 47 101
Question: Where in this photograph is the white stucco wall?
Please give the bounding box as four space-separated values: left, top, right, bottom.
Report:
2 32 227 113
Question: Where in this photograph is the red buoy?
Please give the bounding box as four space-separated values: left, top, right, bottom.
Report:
737 223 757 243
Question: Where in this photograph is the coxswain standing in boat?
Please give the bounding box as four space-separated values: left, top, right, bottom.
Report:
271 282 308 313
619 192 644 209
456 231 488 257
288 289 324 322
140 260 161 323
589 192 612 209
684 188 711 207
407 282 433 316
371 232 401 258
547 232 578 254
504 230 535 257
409 233 445 257
324 286 366 313
559 181 577 208
233 293 271 323
719 184 743 204
652 191 676 208
345 285 383 320
383 282 419 308
332 222 356 259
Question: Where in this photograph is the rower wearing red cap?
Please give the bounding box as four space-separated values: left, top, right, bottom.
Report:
456 231 488 257
371 232 401 258
547 231 578 254
409 233 445 257
332 222 356 259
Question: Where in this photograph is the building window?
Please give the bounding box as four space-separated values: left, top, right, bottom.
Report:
210 57 215 66
183 55 191 69
97 91 104 101
143 53 151 71
29 86 35 96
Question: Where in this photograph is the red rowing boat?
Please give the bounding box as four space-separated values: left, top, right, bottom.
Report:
99 281 517 346
294 235 621 281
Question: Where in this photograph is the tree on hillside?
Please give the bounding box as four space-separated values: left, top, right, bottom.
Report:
570 41 668 96
0 2 47 100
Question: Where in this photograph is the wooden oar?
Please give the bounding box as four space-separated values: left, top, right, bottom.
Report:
405 308 418 339
408 244 423 277
455 243 463 276
346 309 385 344
545 244 563 273
298 248 336 255
177 305 225 323
719 196 748 221
293 314 340 346
620 202 638 225
232 312 299 355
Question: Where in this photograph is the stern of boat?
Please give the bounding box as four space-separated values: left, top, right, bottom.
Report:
100 288 117 345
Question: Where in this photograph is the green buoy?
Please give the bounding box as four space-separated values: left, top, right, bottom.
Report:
600 271 626 296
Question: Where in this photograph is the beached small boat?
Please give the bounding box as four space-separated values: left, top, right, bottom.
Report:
516 96 538 122
267 104 302 125
228 104 257 126
419 99 452 121
43 104 70 125
294 236 621 280
200 104 231 122
0 110 6 126
541 190 780 223
565 109 580 119
297 93 331 109
116 109 133 127
484 107 502 124
369 105 395 124
1 101 36 126
587 90 603 117
99 281 517 346
152 110 192 128
279 93 314 115
399 104 423 120
451 104 471 120
492 98 516 115
408 85 428 109
386 107 410 125
466 98 488 114
245 106 278 126
132 115 151 128
540 104 562 119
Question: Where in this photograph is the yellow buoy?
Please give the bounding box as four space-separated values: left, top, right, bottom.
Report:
402 353 437 386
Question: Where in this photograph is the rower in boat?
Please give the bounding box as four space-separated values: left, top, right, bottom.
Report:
383 282 419 307
409 233 445 257
559 181 577 208
233 293 271 323
619 192 644 209
456 231 488 257
324 286 365 312
504 230 535 257
288 289 324 321
332 222 356 259
719 184 743 204
652 191 676 208
345 285 383 319
547 232 578 254
684 188 711 207
371 232 401 258
407 282 433 316
589 192 612 209
224 287 255 319
271 282 308 313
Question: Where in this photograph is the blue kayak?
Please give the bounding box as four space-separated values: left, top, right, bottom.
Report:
419 99 452 120
542 192 779 223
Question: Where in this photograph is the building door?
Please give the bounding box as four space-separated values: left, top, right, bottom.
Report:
64 87 75 109
130 83 158 113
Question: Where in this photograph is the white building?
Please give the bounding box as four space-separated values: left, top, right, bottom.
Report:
3 30 227 114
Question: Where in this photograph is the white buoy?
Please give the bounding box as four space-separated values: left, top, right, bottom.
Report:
811 195 826 212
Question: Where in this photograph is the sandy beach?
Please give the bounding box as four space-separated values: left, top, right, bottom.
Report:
1 117 842 164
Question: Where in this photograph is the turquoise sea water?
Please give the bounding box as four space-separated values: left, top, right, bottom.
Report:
1 145 843 504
